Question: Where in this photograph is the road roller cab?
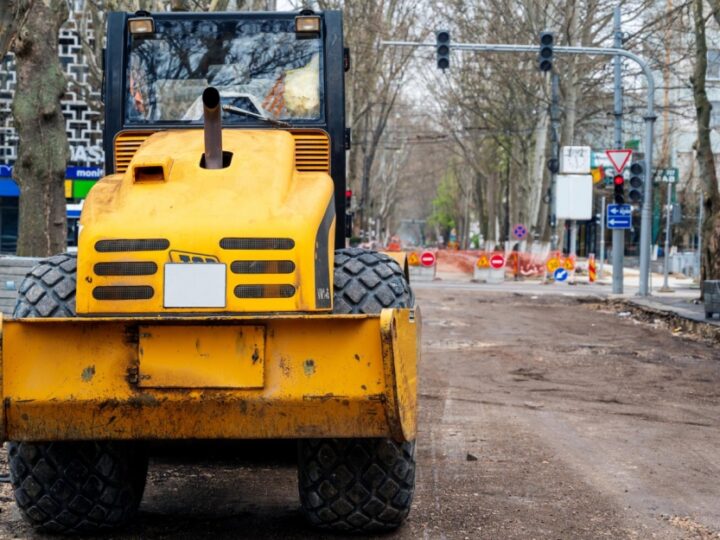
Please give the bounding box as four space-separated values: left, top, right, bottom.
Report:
1 8 419 535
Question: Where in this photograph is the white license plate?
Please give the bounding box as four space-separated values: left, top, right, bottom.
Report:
164 264 226 308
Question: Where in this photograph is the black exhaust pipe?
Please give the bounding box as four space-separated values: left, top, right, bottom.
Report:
202 87 223 169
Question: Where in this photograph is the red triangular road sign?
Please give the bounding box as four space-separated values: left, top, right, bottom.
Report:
606 149 633 173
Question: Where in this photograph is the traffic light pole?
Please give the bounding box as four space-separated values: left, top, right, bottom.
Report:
612 5 624 295
382 37 657 296
550 73 560 251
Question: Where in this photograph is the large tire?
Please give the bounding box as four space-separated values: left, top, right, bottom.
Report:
13 253 77 317
9 253 148 534
297 248 416 533
332 248 413 314
8 441 148 534
298 438 416 532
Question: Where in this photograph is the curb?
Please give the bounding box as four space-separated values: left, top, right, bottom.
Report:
615 298 720 344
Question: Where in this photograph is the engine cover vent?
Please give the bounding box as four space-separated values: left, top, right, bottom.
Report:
95 239 170 252
93 286 154 301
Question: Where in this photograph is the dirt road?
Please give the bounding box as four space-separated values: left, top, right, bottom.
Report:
1 287 719 539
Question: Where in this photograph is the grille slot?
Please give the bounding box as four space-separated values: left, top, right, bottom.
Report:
220 238 294 250
94 262 158 276
115 130 327 174
93 286 154 300
231 260 295 274
291 130 330 172
115 131 155 174
234 284 296 299
95 239 169 252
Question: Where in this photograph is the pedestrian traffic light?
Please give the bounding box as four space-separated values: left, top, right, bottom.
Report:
613 174 625 204
436 30 450 70
538 31 554 72
628 160 645 204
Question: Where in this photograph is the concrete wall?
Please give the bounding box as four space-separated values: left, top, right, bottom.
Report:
0 257 40 315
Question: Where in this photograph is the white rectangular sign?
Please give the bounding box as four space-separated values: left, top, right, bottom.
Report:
556 174 593 220
560 146 592 174
164 264 226 308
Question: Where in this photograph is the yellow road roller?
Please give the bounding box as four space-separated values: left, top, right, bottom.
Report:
2 8 419 534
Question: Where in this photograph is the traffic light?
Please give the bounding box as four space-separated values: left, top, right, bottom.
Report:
613 174 625 204
546 157 559 174
628 160 645 204
436 30 450 70
538 31 554 72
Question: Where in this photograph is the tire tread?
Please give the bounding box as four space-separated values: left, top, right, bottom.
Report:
13 253 77 317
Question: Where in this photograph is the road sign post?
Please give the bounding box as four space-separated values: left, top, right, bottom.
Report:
488 252 505 284
408 250 437 282
420 250 436 267
554 267 569 282
599 196 606 279
607 204 632 229
512 224 527 240
660 173 676 292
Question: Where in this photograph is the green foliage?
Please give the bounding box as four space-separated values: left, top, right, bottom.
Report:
428 167 460 240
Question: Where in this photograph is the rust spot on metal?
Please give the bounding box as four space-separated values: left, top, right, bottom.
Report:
126 367 139 385
302 393 348 402
127 393 160 409
361 385 367 391
279 356 291 377
98 399 121 411
251 347 260 364
354 354 361 362
124 326 139 345
303 358 316 376
81 365 95 382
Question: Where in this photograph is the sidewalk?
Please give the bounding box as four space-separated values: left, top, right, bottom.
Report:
427 265 720 329
625 291 720 327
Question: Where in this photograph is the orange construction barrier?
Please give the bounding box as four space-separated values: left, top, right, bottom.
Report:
588 253 597 283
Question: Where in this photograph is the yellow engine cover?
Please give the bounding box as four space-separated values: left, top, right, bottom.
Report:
77 129 335 315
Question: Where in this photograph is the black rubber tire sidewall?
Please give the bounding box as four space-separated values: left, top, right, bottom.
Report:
13 253 77 317
9 253 148 533
333 248 414 313
8 441 148 534
297 248 416 533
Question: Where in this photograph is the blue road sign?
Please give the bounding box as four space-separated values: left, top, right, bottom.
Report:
607 204 632 229
554 268 569 282
512 223 527 240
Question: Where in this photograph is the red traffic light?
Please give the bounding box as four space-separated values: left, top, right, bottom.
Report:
613 175 624 186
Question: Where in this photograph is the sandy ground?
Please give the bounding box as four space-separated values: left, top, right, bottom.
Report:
0 287 719 539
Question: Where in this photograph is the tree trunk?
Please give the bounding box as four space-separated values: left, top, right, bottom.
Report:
0 0 20 59
12 0 69 257
692 0 720 282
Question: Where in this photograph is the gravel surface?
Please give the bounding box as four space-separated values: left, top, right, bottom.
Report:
0 287 719 539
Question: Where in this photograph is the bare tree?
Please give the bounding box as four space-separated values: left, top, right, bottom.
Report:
693 0 720 281
7 0 70 256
